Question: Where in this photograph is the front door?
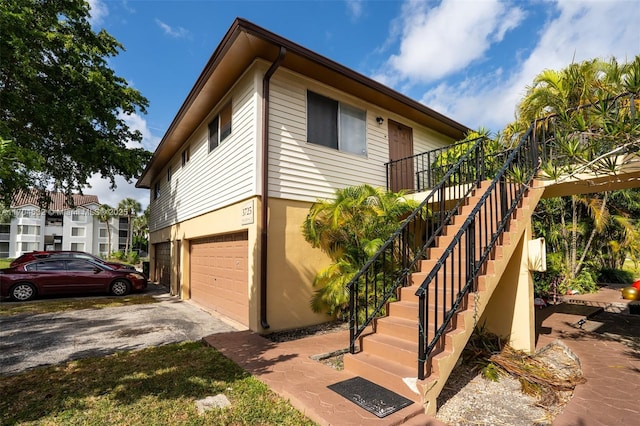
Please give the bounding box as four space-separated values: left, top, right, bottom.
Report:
388 119 414 192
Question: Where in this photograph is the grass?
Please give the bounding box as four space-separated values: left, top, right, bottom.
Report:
0 258 11 269
0 294 159 317
1 341 316 425
623 258 640 280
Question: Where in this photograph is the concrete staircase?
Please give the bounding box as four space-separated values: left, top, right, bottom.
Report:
343 180 545 415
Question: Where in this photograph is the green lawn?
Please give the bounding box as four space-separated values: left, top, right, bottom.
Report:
1 341 316 425
0 258 11 269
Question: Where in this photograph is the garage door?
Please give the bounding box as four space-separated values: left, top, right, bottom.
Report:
154 242 171 288
190 232 249 327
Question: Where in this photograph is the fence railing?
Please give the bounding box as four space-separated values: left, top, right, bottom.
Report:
347 136 489 353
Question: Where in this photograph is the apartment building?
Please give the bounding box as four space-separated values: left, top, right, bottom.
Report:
0 191 129 259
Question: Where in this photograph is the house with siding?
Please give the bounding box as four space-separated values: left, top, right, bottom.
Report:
1 191 128 259
136 18 469 332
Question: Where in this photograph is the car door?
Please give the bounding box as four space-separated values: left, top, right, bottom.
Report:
23 259 69 295
64 260 111 293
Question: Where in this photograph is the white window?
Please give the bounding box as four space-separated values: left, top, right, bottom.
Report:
17 225 40 235
99 243 109 253
208 102 232 152
307 91 367 156
71 227 85 237
70 242 85 252
19 242 39 252
71 212 84 222
99 228 108 238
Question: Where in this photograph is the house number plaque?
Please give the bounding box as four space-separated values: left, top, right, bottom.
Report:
241 200 254 225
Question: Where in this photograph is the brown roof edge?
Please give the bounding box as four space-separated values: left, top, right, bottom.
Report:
136 17 471 188
235 18 470 134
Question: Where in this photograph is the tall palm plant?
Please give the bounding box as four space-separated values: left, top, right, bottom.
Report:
118 198 141 255
302 184 419 317
95 204 113 257
514 56 640 292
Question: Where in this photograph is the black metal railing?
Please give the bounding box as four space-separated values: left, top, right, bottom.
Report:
347 136 489 353
415 126 540 379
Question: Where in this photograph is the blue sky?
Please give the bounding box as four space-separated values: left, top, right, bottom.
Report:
84 0 640 208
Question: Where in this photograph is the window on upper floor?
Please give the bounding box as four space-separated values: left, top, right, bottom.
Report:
307 91 367 156
182 146 190 166
71 211 84 222
209 102 232 152
17 225 40 235
167 165 172 182
0 224 10 234
18 241 39 252
70 242 85 252
71 227 85 237
99 228 108 238
154 182 160 200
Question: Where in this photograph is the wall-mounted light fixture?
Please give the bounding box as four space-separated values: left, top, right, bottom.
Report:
376 116 384 125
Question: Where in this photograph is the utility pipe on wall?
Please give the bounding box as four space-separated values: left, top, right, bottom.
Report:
260 46 286 330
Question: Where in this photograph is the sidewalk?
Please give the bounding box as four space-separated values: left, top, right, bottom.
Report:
203 285 640 425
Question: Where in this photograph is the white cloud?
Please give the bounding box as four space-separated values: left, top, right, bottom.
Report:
83 113 160 211
415 0 640 131
386 0 525 83
120 112 161 151
86 174 149 211
87 0 108 26
346 0 364 21
155 19 190 39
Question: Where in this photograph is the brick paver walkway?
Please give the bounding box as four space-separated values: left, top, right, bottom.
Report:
204 292 639 425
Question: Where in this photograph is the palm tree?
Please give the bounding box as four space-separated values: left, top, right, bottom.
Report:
302 184 419 316
131 207 148 253
118 198 141 255
514 56 640 293
95 204 114 257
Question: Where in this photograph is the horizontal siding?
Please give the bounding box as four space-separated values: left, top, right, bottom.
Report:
267 70 453 202
149 71 258 232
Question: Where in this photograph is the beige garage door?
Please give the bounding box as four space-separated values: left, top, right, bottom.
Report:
190 232 249 326
154 242 171 288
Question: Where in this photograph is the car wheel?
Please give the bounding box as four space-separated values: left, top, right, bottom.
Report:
110 279 131 296
10 282 36 301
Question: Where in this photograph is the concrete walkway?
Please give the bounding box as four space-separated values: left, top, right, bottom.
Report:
203 286 640 425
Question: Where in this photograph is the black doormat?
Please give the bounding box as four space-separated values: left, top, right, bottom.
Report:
328 376 413 418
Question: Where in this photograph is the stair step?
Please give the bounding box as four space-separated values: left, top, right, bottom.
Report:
361 333 419 367
343 352 422 402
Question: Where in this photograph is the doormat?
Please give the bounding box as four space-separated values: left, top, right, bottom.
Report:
327 376 413 418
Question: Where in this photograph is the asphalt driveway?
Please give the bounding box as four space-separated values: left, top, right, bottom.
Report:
0 285 240 375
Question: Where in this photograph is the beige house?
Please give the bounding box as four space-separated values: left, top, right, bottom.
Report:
136 18 468 332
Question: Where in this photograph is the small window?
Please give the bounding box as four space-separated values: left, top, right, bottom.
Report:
66 259 96 272
307 91 366 156
167 166 172 182
0 224 10 234
99 243 108 253
209 102 232 152
17 225 40 235
0 242 9 258
99 228 108 238
154 182 160 200
71 227 85 237
70 242 85 251
26 260 65 271
71 212 83 222
181 147 190 166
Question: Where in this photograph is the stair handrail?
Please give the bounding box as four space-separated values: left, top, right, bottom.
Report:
348 135 489 353
415 125 539 379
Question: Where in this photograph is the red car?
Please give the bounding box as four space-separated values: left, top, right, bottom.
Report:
10 251 135 271
1 258 148 301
